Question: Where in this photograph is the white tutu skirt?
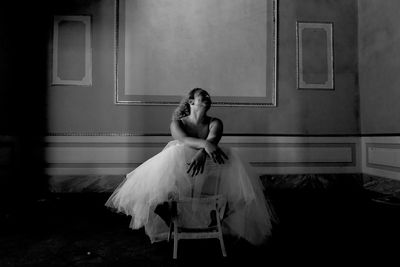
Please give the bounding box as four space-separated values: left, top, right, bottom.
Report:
105 140 275 245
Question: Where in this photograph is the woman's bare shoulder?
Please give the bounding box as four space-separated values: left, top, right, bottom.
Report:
209 117 223 128
170 119 185 132
171 119 184 126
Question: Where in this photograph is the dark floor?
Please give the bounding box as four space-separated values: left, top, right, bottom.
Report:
1 187 400 266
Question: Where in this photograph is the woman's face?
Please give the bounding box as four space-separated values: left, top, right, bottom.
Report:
192 90 212 111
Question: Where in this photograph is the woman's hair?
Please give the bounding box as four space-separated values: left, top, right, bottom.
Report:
171 88 208 120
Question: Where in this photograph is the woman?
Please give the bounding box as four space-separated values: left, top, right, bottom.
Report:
105 88 275 245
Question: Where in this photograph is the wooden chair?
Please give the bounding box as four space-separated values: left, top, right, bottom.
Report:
168 194 228 259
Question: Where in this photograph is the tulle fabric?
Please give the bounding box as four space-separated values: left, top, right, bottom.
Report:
105 140 275 245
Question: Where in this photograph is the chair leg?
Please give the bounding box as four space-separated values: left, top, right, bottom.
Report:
218 235 227 257
173 222 178 259
216 212 227 257
168 221 173 242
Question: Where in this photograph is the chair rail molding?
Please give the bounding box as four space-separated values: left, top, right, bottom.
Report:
45 135 361 176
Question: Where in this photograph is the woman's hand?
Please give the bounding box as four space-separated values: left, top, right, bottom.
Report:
187 149 207 177
204 141 229 164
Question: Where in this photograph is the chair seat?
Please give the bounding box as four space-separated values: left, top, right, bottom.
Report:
177 226 218 233
174 231 221 240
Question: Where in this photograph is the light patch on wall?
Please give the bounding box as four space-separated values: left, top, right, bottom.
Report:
115 0 277 106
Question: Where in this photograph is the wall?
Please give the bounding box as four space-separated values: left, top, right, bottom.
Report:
358 0 400 134
46 0 359 135
0 0 364 194
358 0 400 181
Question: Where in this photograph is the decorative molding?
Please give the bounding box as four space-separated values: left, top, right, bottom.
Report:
46 132 365 137
362 136 400 181
47 132 163 137
114 0 278 107
52 15 92 86
296 21 334 90
6 135 400 189
45 135 360 176
367 143 400 171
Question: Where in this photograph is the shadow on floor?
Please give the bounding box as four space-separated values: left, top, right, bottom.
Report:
1 188 399 266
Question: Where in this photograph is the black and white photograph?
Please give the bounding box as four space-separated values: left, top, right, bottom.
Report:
1 0 400 266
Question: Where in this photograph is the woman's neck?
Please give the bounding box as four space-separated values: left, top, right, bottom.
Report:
188 110 208 124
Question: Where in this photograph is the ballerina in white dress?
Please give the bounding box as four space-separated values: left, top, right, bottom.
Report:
105 88 276 245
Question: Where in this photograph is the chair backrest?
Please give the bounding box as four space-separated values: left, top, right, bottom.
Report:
173 161 226 227
175 194 226 229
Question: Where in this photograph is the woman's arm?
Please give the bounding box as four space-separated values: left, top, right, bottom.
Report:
170 118 228 177
205 118 223 145
170 118 225 149
170 120 208 149
171 120 208 177
204 118 228 164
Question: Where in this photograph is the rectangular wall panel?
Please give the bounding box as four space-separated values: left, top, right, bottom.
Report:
362 136 400 181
